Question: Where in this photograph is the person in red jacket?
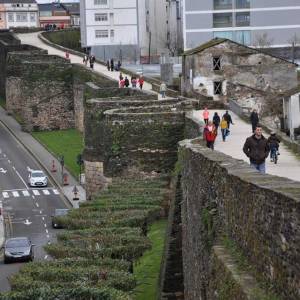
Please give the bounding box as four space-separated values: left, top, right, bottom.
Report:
203 120 217 150
138 76 144 90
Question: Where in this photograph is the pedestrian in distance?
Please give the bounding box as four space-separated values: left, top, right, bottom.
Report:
220 117 228 142
120 78 125 88
243 124 270 174
65 51 70 60
106 60 110 71
131 76 137 88
110 58 114 71
119 72 124 82
124 76 130 88
223 110 234 129
250 109 259 133
203 107 209 125
203 120 217 150
83 55 88 66
267 132 281 162
213 112 220 131
89 55 95 69
160 82 167 98
116 60 121 71
138 76 144 90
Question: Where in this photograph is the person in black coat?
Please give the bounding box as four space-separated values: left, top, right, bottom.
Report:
250 109 259 133
223 110 234 129
212 112 221 131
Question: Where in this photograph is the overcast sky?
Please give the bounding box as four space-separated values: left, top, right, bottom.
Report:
36 0 80 3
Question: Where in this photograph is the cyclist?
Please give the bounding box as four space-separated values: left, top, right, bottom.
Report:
267 132 280 162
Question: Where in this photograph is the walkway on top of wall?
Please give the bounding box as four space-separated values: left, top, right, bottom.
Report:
17 32 164 98
194 109 300 182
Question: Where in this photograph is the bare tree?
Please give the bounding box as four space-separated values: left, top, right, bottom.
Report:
253 33 274 48
288 34 300 62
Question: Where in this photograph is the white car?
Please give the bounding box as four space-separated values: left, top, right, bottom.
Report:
28 170 48 187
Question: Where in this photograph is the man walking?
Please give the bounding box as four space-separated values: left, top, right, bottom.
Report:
243 125 270 174
223 110 234 129
160 82 167 98
250 109 259 133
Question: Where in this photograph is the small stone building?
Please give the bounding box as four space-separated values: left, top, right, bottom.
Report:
182 38 298 117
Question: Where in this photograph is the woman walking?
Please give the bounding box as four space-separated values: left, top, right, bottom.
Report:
203 120 217 150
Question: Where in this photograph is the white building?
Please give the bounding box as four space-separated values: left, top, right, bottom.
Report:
3 0 39 29
80 0 172 63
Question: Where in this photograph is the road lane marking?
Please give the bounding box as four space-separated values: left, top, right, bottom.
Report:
8 160 11 163
44 255 48 259
40 210 42 214
15 170 28 189
47 235 50 239
53 189 59 195
12 166 15 170
22 190 30 197
42 217 45 221
32 190 40 196
35 202 39 208
45 229 48 233
44 224 47 228
3 192 9 198
42 190 50 195
3 154 6 157
12 191 19 197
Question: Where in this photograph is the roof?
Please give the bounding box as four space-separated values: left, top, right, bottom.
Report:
183 38 298 66
61 2 79 14
0 0 36 3
38 3 66 12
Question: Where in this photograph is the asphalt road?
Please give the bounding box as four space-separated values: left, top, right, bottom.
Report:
0 122 68 292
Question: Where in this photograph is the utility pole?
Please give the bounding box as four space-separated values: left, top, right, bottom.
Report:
148 31 151 64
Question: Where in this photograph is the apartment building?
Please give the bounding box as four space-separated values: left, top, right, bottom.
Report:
80 0 172 63
0 0 39 28
183 0 300 50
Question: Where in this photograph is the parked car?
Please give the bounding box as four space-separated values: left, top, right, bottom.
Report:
28 170 48 187
3 237 34 263
51 208 70 228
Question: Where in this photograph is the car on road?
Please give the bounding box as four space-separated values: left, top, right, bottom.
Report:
28 169 48 187
51 208 70 228
3 237 34 263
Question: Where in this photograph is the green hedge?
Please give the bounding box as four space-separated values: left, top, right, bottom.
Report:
4 177 169 299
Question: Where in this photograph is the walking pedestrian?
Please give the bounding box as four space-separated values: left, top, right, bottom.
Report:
106 60 110 71
160 82 167 98
213 112 220 131
223 110 234 129
65 51 70 60
110 58 114 71
220 117 228 142
202 108 209 125
267 132 281 162
124 76 130 88
203 120 217 150
138 76 144 90
250 109 259 133
131 76 137 88
120 78 125 88
83 55 88 66
243 124 270 174
89 55 95 69
116 60 121 71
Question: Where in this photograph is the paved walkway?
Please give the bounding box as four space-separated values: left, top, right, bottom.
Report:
17 32 158 96
194 110 300 182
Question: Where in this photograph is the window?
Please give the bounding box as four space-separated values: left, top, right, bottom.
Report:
214 0 232 10
8 13 14 22
213 57 221 71
94 0 107 5
213 13 232 28
95 29 108 38
110 29 114 37
236 12 250 27
30 13 36 22
235 30 251 45
95 13 108 21
236 0 250 9
16 13 27 22
214 81 223 95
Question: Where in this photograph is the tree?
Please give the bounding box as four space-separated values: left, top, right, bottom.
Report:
253 33 274 48
288 34 300 63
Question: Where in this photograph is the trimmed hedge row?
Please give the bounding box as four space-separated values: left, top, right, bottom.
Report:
1 177 169 299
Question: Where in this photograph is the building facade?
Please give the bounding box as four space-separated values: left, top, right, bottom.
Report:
183 0 300 50
80 0 172 63
1 0 39 29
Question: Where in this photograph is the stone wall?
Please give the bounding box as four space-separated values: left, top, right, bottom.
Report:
179 138 300 300
6 52 74 131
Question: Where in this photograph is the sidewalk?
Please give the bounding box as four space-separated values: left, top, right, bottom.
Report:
0 107 86 208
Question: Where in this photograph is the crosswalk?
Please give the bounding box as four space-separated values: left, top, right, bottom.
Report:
1 188 60 199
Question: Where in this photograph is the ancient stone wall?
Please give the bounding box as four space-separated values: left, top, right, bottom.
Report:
6 52 74 131
179 138 300 300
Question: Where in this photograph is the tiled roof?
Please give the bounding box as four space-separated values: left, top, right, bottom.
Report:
61 2 79 14
38 3 66 11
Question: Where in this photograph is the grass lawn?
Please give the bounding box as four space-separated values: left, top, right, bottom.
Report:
32 129 84 177
133 219 167 300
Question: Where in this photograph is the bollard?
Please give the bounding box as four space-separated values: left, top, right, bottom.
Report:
51 160 57 172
